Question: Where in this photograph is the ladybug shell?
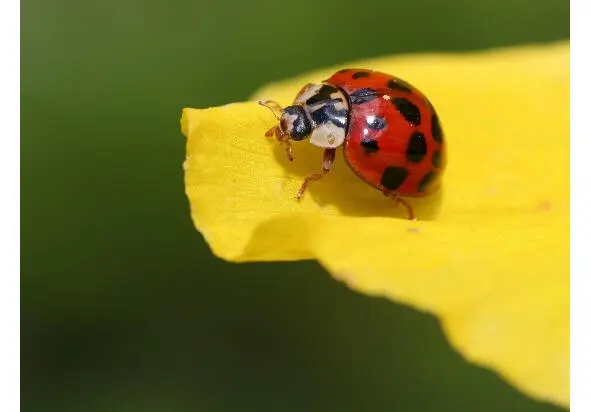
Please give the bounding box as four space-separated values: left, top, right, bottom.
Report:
326 69 445 197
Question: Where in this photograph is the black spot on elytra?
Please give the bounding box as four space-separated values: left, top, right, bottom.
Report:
387 78 413 93
350 88 377 105
418 171 436 193
406 131 427 163
352 71 371 79
306 85 340 106
431 150 442 168
392 97 421 126
380 167 409 191
361 137 379 155
431 112 443 143
366 115 387 130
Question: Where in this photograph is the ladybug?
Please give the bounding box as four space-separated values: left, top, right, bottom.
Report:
259 68 445 220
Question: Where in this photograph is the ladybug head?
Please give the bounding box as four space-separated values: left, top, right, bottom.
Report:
279 105 312 141
259 100 312 142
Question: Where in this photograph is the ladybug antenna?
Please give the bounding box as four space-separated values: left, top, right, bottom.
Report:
258 100 283 120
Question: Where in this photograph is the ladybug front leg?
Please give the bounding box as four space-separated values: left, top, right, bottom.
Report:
265 126 293 161
296 148 336 200
279 134 294 162
264 126 276 137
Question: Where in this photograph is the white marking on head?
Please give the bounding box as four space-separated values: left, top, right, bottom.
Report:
280 113 299 134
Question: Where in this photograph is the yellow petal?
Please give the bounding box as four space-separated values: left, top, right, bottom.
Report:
181 42 569 407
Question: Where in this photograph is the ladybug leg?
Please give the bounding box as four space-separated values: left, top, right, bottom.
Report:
296 148 336 200
383 191 416 221
282 138 294 161
276 130 294 161
265 126 276 137
264 126 294 161
259 101 295 161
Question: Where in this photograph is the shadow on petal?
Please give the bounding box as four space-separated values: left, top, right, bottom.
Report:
269 139 444 221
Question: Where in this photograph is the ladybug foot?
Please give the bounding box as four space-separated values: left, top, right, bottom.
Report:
264 126 276 138
264 126 293 161
295 177 313 200
295 173 326 201
295 148 336 201
295 187 305 201
281 137 294 161
285 145 294 162
383 192 417 221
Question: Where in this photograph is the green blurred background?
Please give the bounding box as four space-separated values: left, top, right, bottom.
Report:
21 0 568 411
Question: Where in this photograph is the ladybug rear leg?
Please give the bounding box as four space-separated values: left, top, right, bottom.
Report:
296 148 336 201
383 191 417 221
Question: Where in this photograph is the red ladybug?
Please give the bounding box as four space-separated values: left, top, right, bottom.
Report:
259 69 445 220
